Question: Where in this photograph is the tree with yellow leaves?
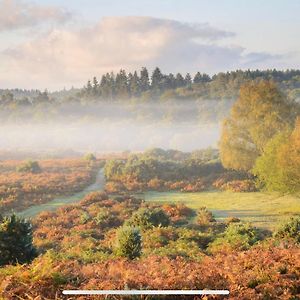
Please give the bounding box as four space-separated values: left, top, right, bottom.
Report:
220 80 296 171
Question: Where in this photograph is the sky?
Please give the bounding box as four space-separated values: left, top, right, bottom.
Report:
0 0 299 90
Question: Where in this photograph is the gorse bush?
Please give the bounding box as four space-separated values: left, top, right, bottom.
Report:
125 207 170 230
0 214 36 266
274 216 300 243
115 226 142 259
16 160 41 173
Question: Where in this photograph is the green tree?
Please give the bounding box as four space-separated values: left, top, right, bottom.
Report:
253 119 300 193
185 73 192 87
175 73 185 87
0 214 36 266
115 226 142 259
115 69 129 99
151 67 164 91
92 77 99 95
128 71 141 97
193 72 210 83
86 80 93 95
220 80 295 171
140 67 150 92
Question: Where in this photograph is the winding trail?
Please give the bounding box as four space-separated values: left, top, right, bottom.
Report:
17 168 105 219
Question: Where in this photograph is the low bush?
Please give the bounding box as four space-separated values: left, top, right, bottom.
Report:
274 216 300 243
125 207 170 230
219 179 257 192
208 223 262 253
16 160 41 173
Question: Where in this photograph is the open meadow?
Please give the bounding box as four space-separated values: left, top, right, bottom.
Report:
143 191 300 229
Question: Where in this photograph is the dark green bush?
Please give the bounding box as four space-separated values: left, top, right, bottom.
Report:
115 226 142 259
0 214 36 266
125 207 170 230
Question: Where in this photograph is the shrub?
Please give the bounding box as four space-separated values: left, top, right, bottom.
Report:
220 180 257 192
83 153 96 162
162 203 195 225
225 216 241 224
105 181 125 193
79 212 91 224
274 216 300 243
197 207 216 225
147 178 164 190
209 223 261 253
125 208 170 230
0 214 36 266
16 160 41 173
80 192 109 206
114 226 142 259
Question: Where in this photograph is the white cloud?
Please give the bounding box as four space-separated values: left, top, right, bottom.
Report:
0 0 71 31
0 16 289 90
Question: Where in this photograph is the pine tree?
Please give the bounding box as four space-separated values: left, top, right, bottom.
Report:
115 226 142 260
129 71 141 97
0 214 36 266
140 67 150 92
193 72 211 84
92 76 99 95
151 67 164 91
166 73 176 89
175 73 185 87
185 73 192 86
115 69 129 99
193 72 201 83
86 80 93 95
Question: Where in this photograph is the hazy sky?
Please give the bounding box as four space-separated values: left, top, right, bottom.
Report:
0 0 299 90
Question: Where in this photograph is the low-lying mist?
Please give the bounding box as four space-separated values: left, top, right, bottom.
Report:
0 99 232 155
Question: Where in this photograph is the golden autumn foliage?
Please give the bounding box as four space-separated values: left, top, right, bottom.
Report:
0 190 299 299
220 80 296 171
0 159 100 214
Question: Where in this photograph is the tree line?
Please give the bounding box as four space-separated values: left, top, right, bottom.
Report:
82 67 211 99
1 68 300 106
81 68 300 100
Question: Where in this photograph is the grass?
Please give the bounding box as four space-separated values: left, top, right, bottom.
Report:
16 169 105 219
142 190 300 230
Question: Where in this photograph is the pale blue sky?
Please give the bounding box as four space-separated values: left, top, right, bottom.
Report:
0 0 299 89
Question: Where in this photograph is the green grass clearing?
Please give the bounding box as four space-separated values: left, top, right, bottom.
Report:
142 191 300 230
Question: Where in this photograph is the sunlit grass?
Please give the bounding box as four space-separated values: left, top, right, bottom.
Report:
143 191 300 229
